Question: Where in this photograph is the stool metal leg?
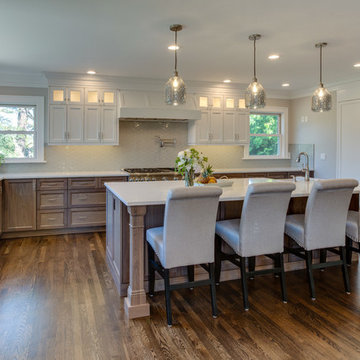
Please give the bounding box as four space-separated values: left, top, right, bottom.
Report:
340 246 351 294
164 269 172 326
240 257 249 310
209 263 218 318
214 235 222 285
346 237 353 265
187 265 194 289
279 253 288 303
320 249 327 271
305 250 316 300
148 243 155 296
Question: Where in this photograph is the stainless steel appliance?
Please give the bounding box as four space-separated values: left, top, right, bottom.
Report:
123 168 182 182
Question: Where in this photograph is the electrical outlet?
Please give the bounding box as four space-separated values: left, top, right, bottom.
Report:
320 153 326 160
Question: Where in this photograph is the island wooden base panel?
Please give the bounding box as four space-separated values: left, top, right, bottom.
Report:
1 232 360 360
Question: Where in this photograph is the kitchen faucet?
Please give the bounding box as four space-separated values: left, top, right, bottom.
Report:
296 152 310 181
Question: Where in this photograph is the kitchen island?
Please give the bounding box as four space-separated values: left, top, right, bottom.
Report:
105 178 360 319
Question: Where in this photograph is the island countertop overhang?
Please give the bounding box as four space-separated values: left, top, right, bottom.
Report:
105 178 360 207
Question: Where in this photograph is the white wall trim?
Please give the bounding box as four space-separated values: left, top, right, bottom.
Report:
0 71 47 88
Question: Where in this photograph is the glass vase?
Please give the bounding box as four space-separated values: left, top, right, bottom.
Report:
184 168 195 187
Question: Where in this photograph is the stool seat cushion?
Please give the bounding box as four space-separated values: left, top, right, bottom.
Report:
215 219 240 254
147 227 164 262
285 214 305 248
346 211 359 242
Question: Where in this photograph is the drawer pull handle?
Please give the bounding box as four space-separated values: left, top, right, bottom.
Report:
48 217 56 221
45 183 59 186
78 216 87 220
47 198 57 202
78 196 88 200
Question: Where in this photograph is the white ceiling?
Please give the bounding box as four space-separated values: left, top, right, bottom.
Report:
1 0 360 92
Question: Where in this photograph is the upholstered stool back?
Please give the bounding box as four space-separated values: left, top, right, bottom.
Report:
238 182 296 257
304 179 358 250
162 186 222 269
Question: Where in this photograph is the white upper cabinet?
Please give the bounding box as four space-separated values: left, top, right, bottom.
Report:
85 89 116 106
50 87 83 105
188 94 249 145
49 85 118 145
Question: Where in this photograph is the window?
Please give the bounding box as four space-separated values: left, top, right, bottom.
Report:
0 96 44 163
244 106 289 159
249 113 281 156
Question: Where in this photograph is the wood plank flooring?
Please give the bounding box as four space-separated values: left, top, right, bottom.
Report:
1 233 360 359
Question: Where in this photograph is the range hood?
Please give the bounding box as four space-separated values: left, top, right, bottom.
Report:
118 90 201 121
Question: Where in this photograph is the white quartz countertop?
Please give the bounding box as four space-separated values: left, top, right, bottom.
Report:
105 178 359 207
213 167 311 173
0 170 129 180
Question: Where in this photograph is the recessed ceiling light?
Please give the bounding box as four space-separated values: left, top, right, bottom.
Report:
282 83 290 87
268 54 280 60
354 63 360 68
87 70 96 75
223 79 232 83
168 45 179 50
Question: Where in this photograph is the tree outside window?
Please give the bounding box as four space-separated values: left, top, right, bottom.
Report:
249 113 280 156
0 106 36 159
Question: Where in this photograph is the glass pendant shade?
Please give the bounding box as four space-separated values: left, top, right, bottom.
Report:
312 42 332 112
311 84 332 112
245 78 266 109
246 34 266 109
165 72 186 106
165 24 186 106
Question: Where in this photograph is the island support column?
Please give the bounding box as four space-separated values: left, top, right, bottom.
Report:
124 206 150 319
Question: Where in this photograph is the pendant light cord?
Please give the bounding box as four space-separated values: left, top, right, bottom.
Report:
319 44 323 86
253 38 257 80
174 30 178 75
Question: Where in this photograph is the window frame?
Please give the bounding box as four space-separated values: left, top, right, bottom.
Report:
0 95 45 163
243 106 290 160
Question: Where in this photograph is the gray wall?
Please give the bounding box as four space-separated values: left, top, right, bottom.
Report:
289 92 337 179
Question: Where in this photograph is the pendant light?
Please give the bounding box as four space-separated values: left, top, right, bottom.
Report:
245 34 266 109
165 24 186 106
311 42 332 112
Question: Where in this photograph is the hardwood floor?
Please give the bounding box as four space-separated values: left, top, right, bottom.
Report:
1 233 360 359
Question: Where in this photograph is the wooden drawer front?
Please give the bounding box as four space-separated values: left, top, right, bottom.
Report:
69 191 106 207
68 178 97 189
37 210 66 229
38 191 66 209
215 173 244 179
244 172 267 178
37 178 67 190
267 172 288 179
99 176 127 189
69 208 106 227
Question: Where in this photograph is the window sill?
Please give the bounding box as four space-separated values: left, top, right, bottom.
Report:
3 160 47 164
243 154 291 160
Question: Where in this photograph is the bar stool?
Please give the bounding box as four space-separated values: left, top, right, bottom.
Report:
215 182 295 311
346 210 360 263
285 179 358 300
146 186 222 326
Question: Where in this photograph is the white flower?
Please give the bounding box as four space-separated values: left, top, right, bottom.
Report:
177 150 185 158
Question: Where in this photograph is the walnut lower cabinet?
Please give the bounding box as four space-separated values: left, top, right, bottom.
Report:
1 175 127 238
3 179 37 232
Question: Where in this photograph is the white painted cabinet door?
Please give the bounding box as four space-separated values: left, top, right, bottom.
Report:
235 112 250 144
101 107 118 144
196 110 210 144
85 106 101 143
50 88 67 105
210 111 223 143
49 105 67 143
67 88 84 104
67 105 84 143
85 89 100 105
101 90 116 106
223 111 236 143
